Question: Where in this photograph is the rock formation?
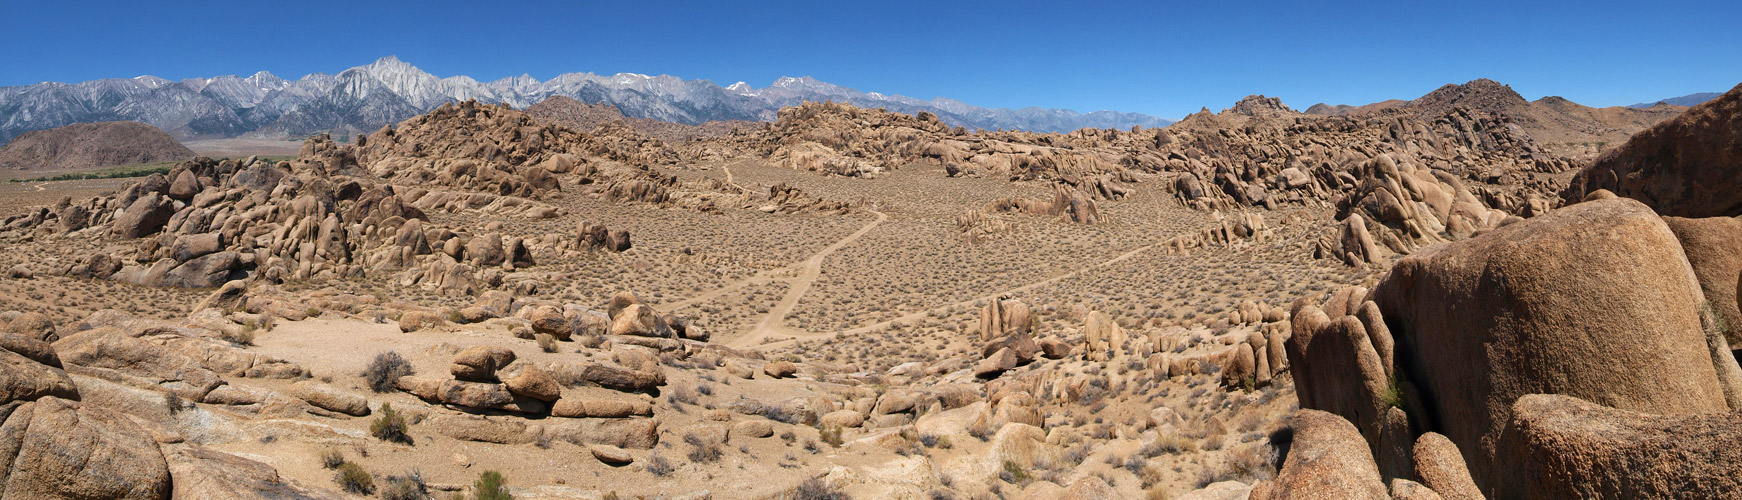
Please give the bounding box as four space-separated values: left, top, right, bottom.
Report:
1285 196 1742 499
1562 82 1742 217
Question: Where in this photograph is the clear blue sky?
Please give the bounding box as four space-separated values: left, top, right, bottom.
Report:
3 0 1737 118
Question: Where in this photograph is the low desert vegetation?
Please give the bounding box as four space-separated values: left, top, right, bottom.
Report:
363 351 415 393
335 462 374 495
471 470 513 500
371 402 412 444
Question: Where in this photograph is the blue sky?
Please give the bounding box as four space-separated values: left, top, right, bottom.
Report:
3 0 1737 118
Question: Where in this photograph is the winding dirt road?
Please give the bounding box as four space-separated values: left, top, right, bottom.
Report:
650 198 888 348
674 166 1180 350
727 209 887 348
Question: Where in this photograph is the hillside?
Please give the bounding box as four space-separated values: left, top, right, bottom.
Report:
1563 82 1742 216
1309 79 1687 159
0 121 193 171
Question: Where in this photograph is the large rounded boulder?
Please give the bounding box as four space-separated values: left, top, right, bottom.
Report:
1369 197 1734 493
1662 215 1742 346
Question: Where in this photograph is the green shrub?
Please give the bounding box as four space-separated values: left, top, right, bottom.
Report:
163 391 187 415
1000 460 1030 484
683 432 722 463
472 470 512 500
536 334 558 353
221 323 256 346
1379 376 1403 409
792 476 851 500
819 425 843 448
644 453 673 476
371 402 412 444
335 462 374 494
319 448 345 469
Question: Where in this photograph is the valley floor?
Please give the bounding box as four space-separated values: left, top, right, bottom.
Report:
0 154 1355 499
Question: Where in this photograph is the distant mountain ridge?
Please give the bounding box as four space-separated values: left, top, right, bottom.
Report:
0 56 1173 145
1629 92 1721 108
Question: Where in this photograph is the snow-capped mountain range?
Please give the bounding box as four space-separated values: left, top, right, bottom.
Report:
0 56 1172 144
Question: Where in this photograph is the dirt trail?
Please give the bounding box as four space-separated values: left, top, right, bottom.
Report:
745 182 1179 351
652 205 888 348
726 210 888 348
746 238 1164 351
710 210 891 348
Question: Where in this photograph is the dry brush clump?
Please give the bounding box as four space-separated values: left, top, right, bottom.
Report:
363 351 415 393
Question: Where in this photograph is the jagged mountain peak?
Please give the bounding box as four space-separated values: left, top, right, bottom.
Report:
770 76 844 93
369 55 410 68
131 75 171 87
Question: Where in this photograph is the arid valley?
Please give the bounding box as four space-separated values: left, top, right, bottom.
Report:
2 4 1742 499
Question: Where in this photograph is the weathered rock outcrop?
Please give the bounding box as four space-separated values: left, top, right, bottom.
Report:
1291 197 1739 496
0 397 172 499
988 183 1106 224
451 346 517 382
162 444 337 500
1502 394 1742 499
1082 311 1125 362
1562 82 1742 217
1249 410 1387 500
1411 432 1483 500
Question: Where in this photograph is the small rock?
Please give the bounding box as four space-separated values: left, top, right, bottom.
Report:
722 358 756 379
732 419 774 440
608 303 658 336
1037 337 1069 359
4 312 56 342
451 346 516 382
397 310 446 332
820 410 865 429
529 305 569 339
590 444 633 464
290 381 370 416
763 361 798 378
975 347 1016 379
504 366 561 402
551 398 654 418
